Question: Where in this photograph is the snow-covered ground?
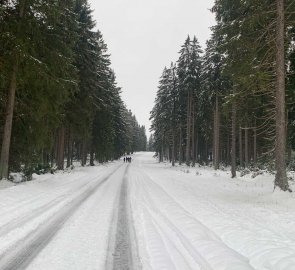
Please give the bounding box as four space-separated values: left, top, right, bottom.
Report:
0 152 294 270
130 153 295 270
0 162 123 269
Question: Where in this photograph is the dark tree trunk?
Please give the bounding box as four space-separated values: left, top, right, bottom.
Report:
56 127 65 170
90 143 95 166
66 128 72 168
70 141 74 165
274 0 289 191
213 95 220 170
171 66 176 167
161 144 164 162
253 125 257 165
179 127 183 165
0 0 27 180
205 141 209 165
185 91 192 166
81 140 87 166
231 101 237 178
195 131 199 164
227 129 230 166
239 126 243 167
76 143 81 161
172 132 175 166
192 101 196 167
0 63 18 179
245 127 249 168
166 145 170 161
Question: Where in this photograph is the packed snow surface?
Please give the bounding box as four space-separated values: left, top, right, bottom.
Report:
0 152 294 270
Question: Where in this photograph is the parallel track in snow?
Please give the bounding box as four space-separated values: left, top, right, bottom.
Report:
130 166 254 270
0 165 122 270
106 165 141 270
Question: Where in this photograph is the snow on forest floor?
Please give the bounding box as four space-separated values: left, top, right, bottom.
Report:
0 152 294 270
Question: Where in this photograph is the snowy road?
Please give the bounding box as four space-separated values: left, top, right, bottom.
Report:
0 153 294 269
0 163 126 270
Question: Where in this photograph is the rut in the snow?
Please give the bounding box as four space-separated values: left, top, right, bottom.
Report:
108 165 141 270
0 165 122 270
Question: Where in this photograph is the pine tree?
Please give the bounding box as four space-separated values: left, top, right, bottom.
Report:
177 36 202 166
274 0 289 191
0 0 78 178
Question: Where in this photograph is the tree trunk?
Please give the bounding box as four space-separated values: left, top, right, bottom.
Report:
227 129 230 166
0 63 18 179
239 126 243 167
166 145 170 161
214 95 220 170
66 128 72 168
0 0 27 180
253 125 257 165
90 143 95 166
70 141 74 165
57 127 65 170
205 140 209 165
81 140 87 166
160 136 164 162
185 91 192 166
245 127 249 168
179 127 183 165
213 110 215 165
275 0 289 191
231 100 237 178
172 131 175 166
195 131 199 164
191 100 195 167
171 66 176 167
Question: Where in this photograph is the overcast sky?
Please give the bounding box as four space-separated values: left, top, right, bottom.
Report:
88 0 216 135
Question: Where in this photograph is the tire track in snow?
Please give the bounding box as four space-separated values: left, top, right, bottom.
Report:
144 167 295 269
0 174 102 239
0 174 87 219
0 164 122 270
131 171 195 270
133 171 208 270
106 165 141 270
131 166 254 270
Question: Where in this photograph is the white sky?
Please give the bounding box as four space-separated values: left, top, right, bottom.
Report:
88 0 216 135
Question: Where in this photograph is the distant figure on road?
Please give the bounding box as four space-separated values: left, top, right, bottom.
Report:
123 157 126 163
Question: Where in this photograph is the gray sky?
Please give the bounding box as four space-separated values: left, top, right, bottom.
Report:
88 0 216 135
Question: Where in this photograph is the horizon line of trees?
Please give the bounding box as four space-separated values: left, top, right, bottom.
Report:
150 0 295 191
0 0 147 180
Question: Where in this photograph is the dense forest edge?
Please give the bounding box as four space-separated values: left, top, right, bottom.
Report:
150 0 295 191
0 0 147 181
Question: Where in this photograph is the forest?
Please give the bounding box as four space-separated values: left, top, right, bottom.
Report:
150 0 295 191
0 0 147 181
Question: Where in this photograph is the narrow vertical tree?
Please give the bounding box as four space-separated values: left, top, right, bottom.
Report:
274 0 289 191
244 127 249 168
231 99 237 178
0 0 26 179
